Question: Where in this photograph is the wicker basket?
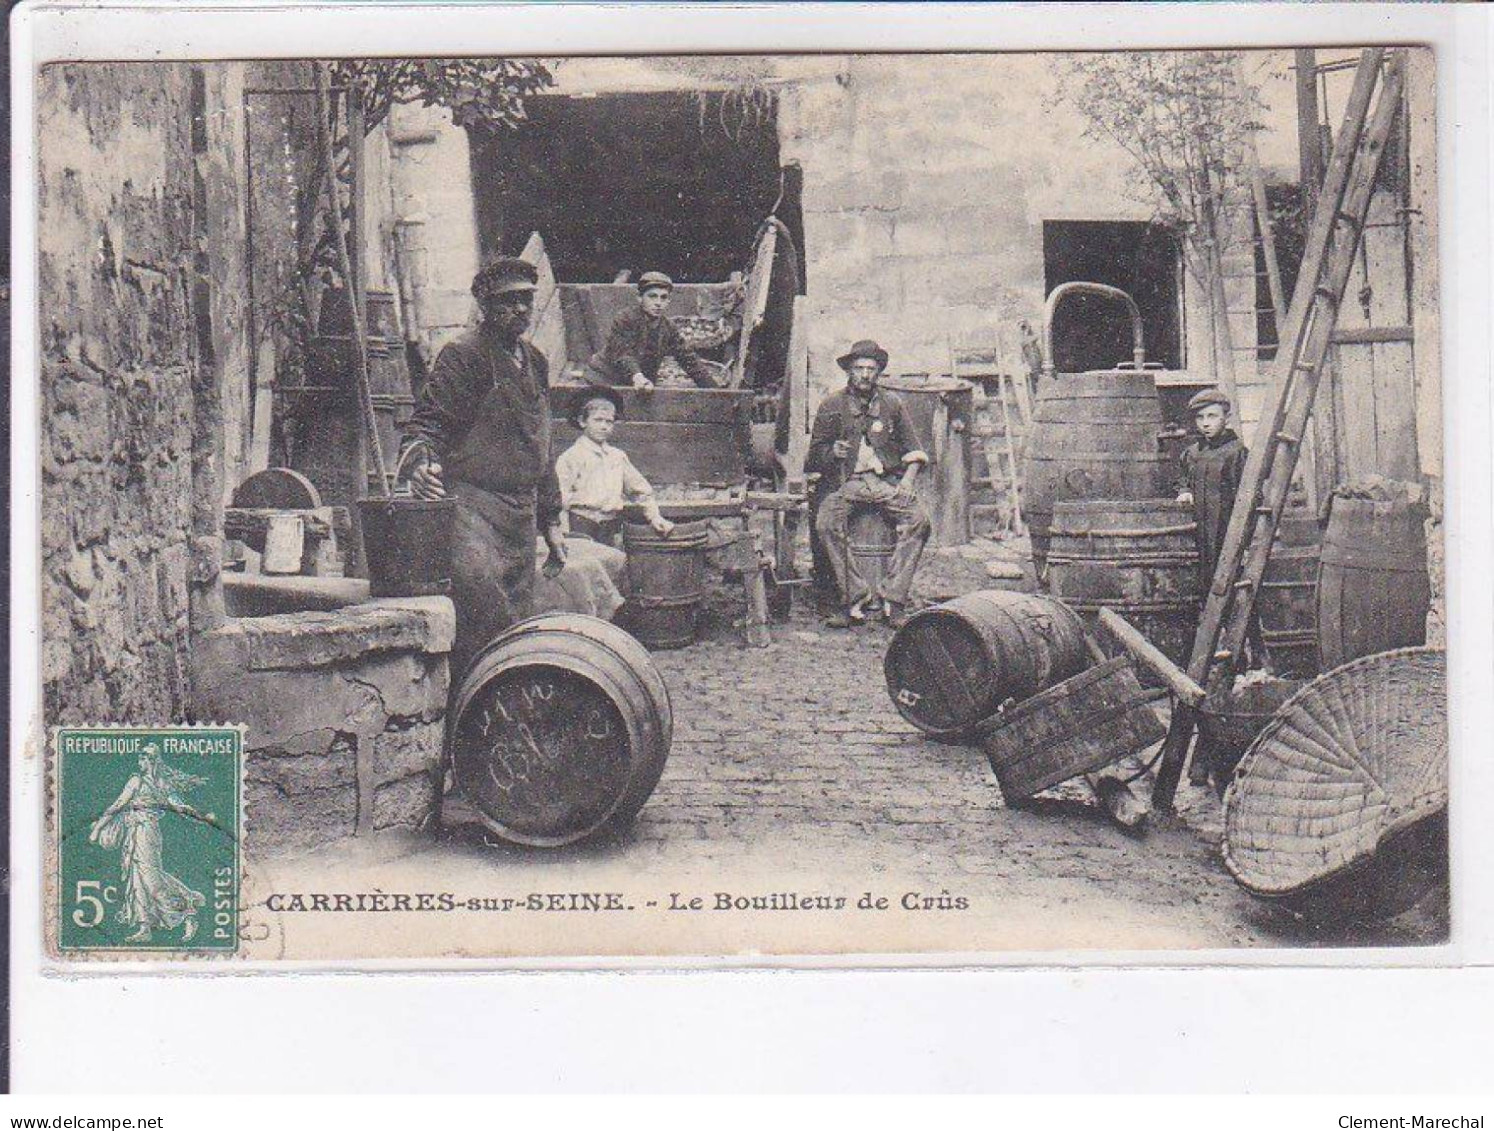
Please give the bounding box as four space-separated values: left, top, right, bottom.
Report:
1222 647 1447 916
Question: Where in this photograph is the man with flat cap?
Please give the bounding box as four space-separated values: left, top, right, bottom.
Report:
808 339 932 629
401 255 568 677
585 270 718 389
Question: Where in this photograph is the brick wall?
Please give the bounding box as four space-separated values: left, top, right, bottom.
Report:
38 64 201 723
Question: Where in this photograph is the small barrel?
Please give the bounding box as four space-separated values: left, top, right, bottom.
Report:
884 590 1090 740
357 494 456 597
982 657 1165 801
449 614 672 847
848 506 896 604
1259 509 1323 679
1022 369 1172 576
623 519 711 650
1046 499 1200 672
1317 495 1430 670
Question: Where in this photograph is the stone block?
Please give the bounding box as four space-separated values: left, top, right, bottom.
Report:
245 777 358 858
373 719 445 785
373 772 440 832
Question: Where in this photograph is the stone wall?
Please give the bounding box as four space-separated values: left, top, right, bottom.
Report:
192 599 453 857
38 64 201 723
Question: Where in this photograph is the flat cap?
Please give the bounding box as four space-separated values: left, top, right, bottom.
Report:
472 256 538 298
636 271 675 293
1186 388 1231 413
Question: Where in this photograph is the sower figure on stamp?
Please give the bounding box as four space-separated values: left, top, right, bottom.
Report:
401 256 568 679
808 339 932 630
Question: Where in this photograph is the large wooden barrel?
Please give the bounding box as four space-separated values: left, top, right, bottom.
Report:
884 591 1090 740
1259 510 1323 679
1047 499 1200 672
848 506 896 603
1318 495 1430 669
1022 369 1171 575
875 377 975 548
623 519 711 649
449 614 672 847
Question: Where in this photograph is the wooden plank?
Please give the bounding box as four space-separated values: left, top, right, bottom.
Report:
1096 608 1207 708
1406 48 1441 478
552 385 752 426
550 421 747 486
521 231 569 377
732 222 778 388
783 294 811 479
1372 339 1418 479
1330 325 1413 344
1335 341 1381 483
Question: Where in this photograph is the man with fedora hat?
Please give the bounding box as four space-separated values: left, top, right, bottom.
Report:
401 255 568 676
585 270 719 389
808 339 931 629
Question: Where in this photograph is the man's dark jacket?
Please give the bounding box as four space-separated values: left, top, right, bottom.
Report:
806 386 929 497
402 326 562 527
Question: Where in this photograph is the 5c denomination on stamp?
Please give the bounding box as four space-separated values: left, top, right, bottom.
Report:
55 727 243 953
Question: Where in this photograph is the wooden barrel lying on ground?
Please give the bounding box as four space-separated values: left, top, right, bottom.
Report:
1022 369 1171 576
448 613 672 847
884 590 1090 741
1258 509 1323 679
1223 647 1447 925
982 657 1165 802
1046 499 1200 673
623 519 711 650
1317 495 1430 670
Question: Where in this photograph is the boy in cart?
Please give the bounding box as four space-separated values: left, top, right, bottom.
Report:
585 271 720 389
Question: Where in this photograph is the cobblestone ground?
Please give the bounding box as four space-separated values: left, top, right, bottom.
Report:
267 539 1445 957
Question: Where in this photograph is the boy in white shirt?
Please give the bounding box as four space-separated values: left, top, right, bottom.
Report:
555 388 675 546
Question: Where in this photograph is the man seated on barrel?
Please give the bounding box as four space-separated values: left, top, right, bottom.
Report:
808 339 932 630
400 255 567 677
585 271 720 389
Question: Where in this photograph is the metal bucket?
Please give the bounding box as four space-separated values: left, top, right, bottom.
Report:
357 494 457 597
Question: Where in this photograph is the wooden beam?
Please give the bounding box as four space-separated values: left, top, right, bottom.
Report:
1096 608 1207 709
1329 325 1413 345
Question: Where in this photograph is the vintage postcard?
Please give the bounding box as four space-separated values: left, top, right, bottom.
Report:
28 40 1452 965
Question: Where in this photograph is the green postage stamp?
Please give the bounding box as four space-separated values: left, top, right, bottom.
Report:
54 727 243 953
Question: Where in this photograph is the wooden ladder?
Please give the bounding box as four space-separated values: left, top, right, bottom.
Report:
955 344 1029 536
1149 47 1407 809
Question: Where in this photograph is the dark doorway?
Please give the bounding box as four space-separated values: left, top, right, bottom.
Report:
470 91 785 283
1042 220 1183 373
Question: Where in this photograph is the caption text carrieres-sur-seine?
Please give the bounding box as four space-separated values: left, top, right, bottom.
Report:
262 890 972 913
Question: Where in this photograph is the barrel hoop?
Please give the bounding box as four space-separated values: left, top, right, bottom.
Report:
1026 451 1169 463
850 543 897 554
1261 629 1318 645
1319 545 1427 572
1065 598 1198 615
632 591 707 609
1048 523 1198 539
1260 579 1319 591
1047 552 1198 568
